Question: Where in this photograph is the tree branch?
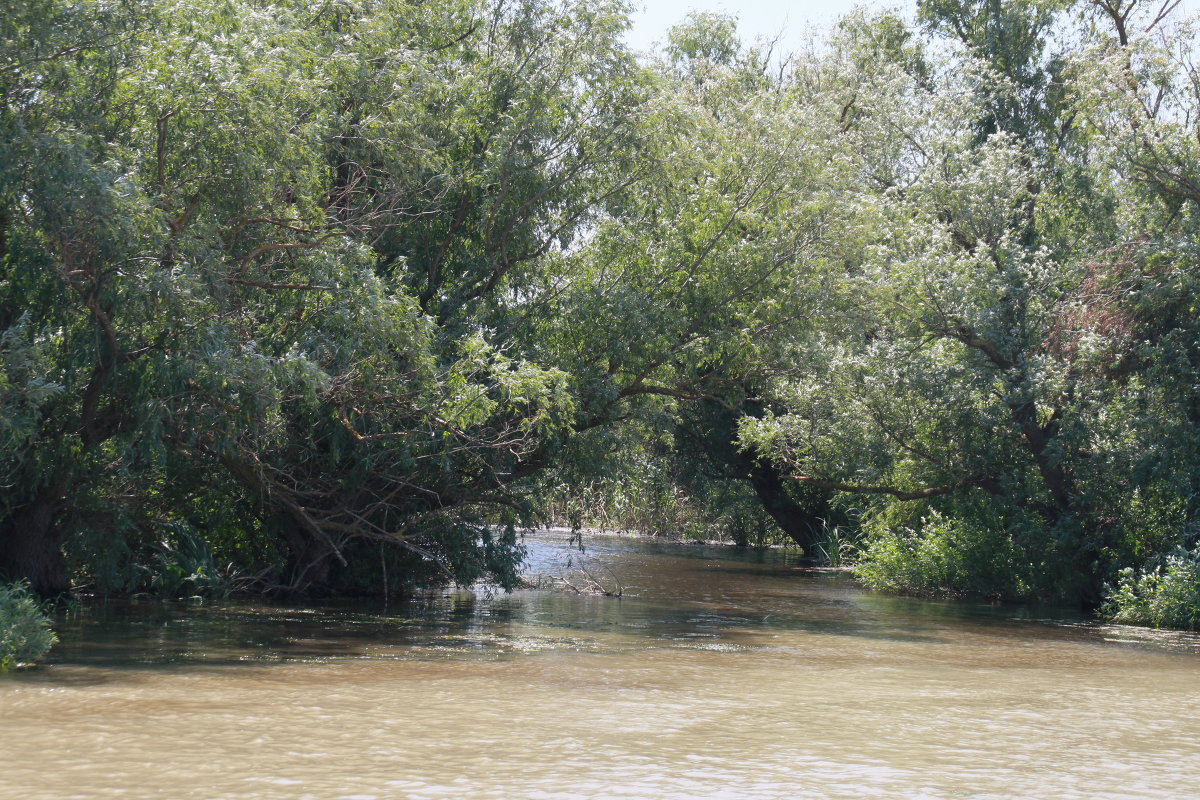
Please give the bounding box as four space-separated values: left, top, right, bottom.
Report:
791 473 997 500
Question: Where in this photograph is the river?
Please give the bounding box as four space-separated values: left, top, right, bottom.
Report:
3 529 1199 799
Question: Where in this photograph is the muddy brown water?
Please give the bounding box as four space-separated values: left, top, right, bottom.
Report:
2 530 1199 799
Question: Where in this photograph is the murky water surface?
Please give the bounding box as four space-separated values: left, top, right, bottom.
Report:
3 530 1199 799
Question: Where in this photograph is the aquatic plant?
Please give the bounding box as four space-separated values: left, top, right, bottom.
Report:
853 508 1027 599
141 523 233 600
1101 548 1200 631
810 520 859 568
0 581 57 672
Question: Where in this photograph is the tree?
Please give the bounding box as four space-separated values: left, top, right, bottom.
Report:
742 0 1200 602
0 0 642 595
5 0 1199 614
526 12 863 550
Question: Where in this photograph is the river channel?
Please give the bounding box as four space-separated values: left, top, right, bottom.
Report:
3 529 1199 799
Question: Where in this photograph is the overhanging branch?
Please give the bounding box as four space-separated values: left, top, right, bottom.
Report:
791 473 998 500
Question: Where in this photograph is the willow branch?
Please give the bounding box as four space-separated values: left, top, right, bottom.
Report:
791 473 997 500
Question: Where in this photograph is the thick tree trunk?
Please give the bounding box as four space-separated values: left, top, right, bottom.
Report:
744 457 825 553
0 481 70 596
688 394 829 553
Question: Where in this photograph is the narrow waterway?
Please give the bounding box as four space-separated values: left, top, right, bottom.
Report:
3 530 1199 800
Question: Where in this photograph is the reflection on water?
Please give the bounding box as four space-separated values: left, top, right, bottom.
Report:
3 530 1199 799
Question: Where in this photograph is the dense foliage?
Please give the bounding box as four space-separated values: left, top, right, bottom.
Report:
0 581 57 670
1101 547 1200 630
2 0 1198 627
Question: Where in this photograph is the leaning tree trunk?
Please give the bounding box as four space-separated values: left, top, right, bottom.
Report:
690 395 830 553
744 457 826 554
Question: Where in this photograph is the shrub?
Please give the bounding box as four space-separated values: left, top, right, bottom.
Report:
140 522 233 599
0 581 57 672
1101 547 1200 631
853 508 1026 598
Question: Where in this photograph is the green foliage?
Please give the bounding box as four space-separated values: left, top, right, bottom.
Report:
739 0 1200 607
854 507 1028 599
0 581 57 671
809 520 860 568
140 523 231 599
665 11 740 68
0 0 637 596
1101 548 1200 631
0 316 62 464
2 0 1200 622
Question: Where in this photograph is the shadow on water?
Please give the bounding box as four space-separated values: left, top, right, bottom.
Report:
6 531 1200 800
10 530 1200 682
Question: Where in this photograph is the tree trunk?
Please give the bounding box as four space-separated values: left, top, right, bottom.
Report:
744 457 825 553
687 394 830 553
0 481 70 596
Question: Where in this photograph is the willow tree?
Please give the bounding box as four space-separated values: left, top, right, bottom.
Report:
527 11 869 550
0 0 156 593
0 0 647 595
742 0 1200 602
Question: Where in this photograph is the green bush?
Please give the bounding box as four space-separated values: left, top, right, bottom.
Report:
1101 547 1200 631
853 508 1026 598
0 581 58 672
140 522 233 599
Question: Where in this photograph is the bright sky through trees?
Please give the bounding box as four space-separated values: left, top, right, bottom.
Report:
626 0 905 54
625 0 1198 55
